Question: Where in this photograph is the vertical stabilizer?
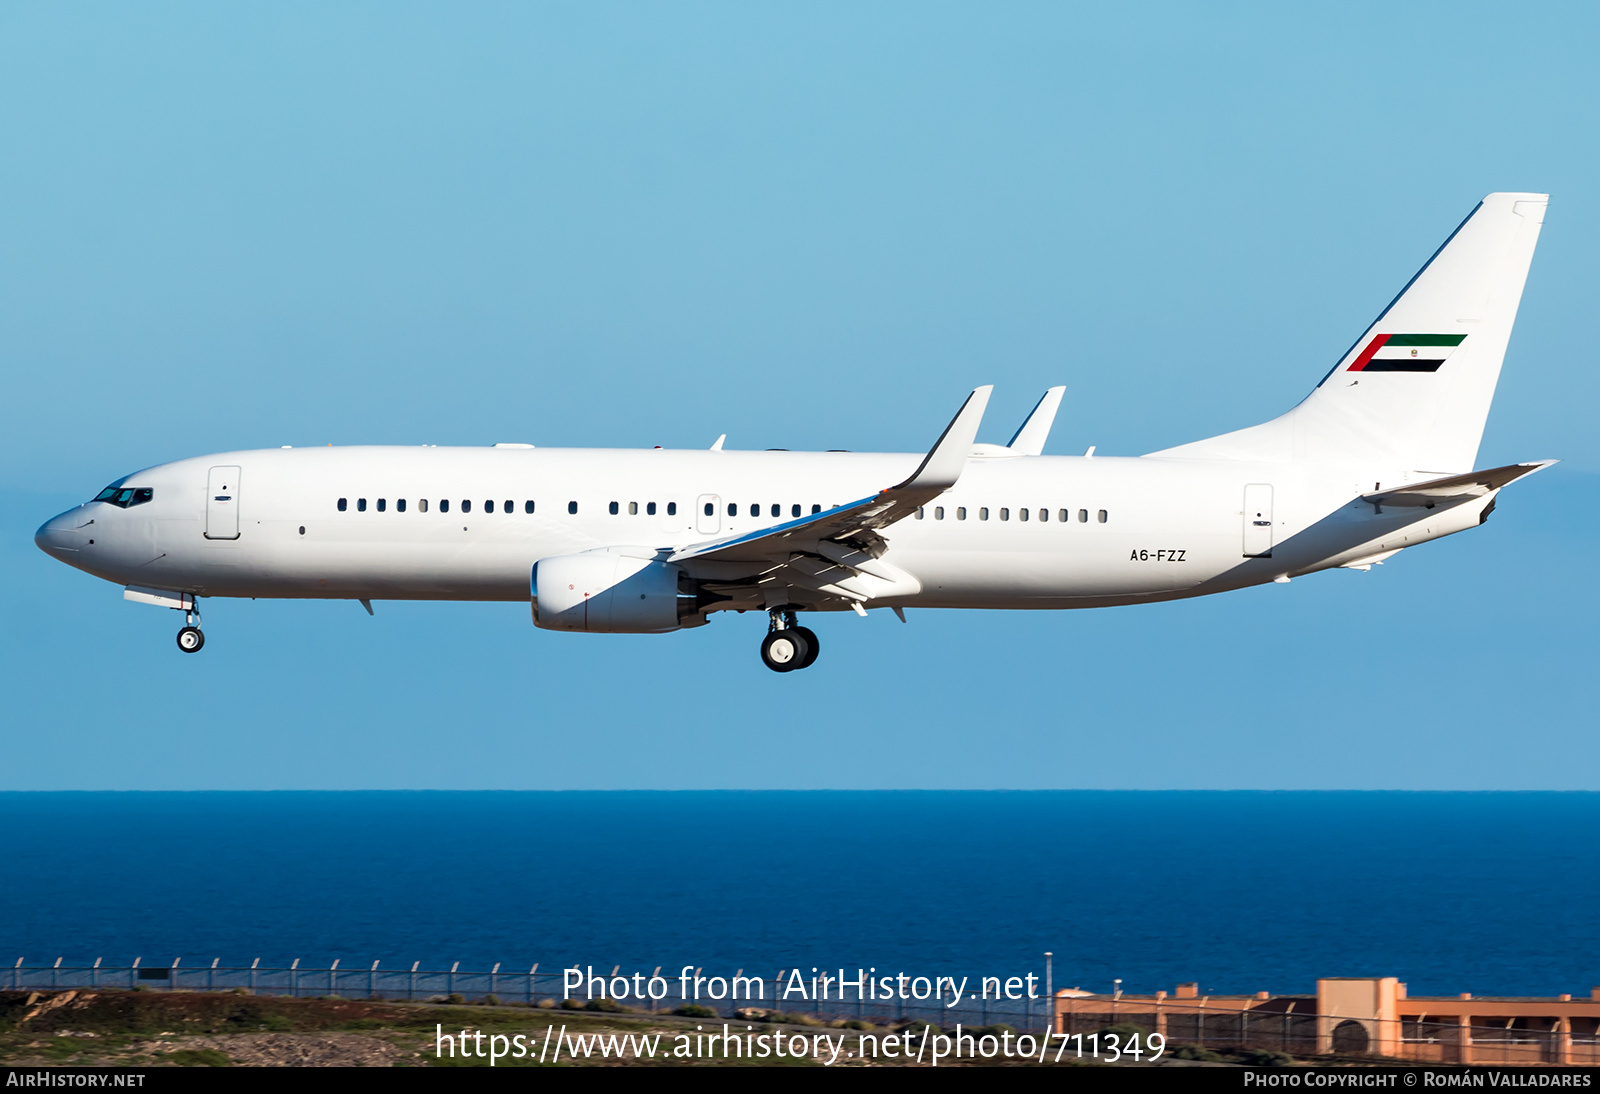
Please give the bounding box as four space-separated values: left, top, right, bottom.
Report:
1151 193 1547 473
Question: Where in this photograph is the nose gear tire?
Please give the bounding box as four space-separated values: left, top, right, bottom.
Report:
176 626 205 653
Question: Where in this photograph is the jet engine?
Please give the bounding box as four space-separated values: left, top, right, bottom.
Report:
531 550 702 633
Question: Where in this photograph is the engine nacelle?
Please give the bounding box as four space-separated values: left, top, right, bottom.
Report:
532 550 699 633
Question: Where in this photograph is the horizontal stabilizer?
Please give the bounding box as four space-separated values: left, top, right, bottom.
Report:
1362 460 1555 508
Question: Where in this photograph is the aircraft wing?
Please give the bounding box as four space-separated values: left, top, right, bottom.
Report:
1362 460 1556 508
669 386 992 567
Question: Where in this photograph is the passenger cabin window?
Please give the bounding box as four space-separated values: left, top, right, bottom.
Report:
1037 508 1047 522
504 499 512 513
957 507 967 520
979 507 989 520
1078 508 1088 523
770 503 780 517
647 502 657 516
338 498 348 512
568 501 578 514
524 501 534 514
916 507 925 520
667 502 677 516
791 504 801 517
704 502 715 517
462 500 472 514
377 498 386 512
935 507 944 520
609 502 619 515
1098 509 1108 523
440 499 450 513
1058 509 1068 522
397 499 406 512
727 503 736 517
750 503 759 517
629 502 638 515
1019 508 1029 522
486 500 496 513
811 504 821 514
358 498 367 512
420 499 429 513
1000 508 1009 521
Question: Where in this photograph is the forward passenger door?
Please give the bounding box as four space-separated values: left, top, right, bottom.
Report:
205 465 242 540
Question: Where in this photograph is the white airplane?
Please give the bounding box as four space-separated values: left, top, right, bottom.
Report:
37 192 1553 672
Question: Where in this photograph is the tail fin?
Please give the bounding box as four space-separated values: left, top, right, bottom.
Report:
1152 193 1548 472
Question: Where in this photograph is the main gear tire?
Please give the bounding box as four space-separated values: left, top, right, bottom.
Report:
760 629 808 672
790 626 820 669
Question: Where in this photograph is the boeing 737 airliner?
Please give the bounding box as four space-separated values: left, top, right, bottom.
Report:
36 193 1553 671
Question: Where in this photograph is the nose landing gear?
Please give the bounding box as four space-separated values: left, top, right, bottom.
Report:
761 610 820 673
176 603 204 654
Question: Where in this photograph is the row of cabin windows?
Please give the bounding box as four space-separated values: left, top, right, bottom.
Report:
607 501 683 515
915 506 1108 523
705 503 823 519
335 498 689 517
337 498 541 514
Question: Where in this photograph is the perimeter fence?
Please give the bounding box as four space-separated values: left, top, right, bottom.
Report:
13 959 1594 1063
5 958 1052 1033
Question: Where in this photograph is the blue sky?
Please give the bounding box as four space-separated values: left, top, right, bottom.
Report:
3 2 1596 789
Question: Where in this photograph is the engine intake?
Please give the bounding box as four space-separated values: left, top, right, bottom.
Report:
532 550 700 633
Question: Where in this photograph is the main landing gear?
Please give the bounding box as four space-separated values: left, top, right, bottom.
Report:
760 610 819 673
176 603 204 654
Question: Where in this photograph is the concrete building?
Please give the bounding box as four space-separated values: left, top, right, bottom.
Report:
1053 977 1600 1064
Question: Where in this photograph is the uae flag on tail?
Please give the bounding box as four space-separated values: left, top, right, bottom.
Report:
1347 333 1467 373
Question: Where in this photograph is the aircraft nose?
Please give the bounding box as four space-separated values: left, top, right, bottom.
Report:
35 508 90 559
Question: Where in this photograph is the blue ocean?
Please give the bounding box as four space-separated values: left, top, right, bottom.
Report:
2 791 1594 999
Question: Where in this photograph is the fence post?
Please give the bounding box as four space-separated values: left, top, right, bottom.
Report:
449 961 458 998
171 957 181 993
330 959 339 997
290 958 299 998
250 958 259 994
210 958 218 992
410 961 419 1001
92 958 101 989
528 964 537 1006
370 960 379 999
131 956 140 990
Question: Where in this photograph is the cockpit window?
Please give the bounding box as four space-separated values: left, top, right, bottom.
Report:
92 484 153 509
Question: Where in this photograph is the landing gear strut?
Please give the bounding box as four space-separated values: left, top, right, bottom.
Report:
176 602 204 654
761 610 819 673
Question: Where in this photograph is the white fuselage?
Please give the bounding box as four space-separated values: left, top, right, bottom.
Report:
35 444 1485 612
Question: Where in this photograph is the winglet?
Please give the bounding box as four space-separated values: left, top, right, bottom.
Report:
894 386 993 492
1007 386 1065 455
